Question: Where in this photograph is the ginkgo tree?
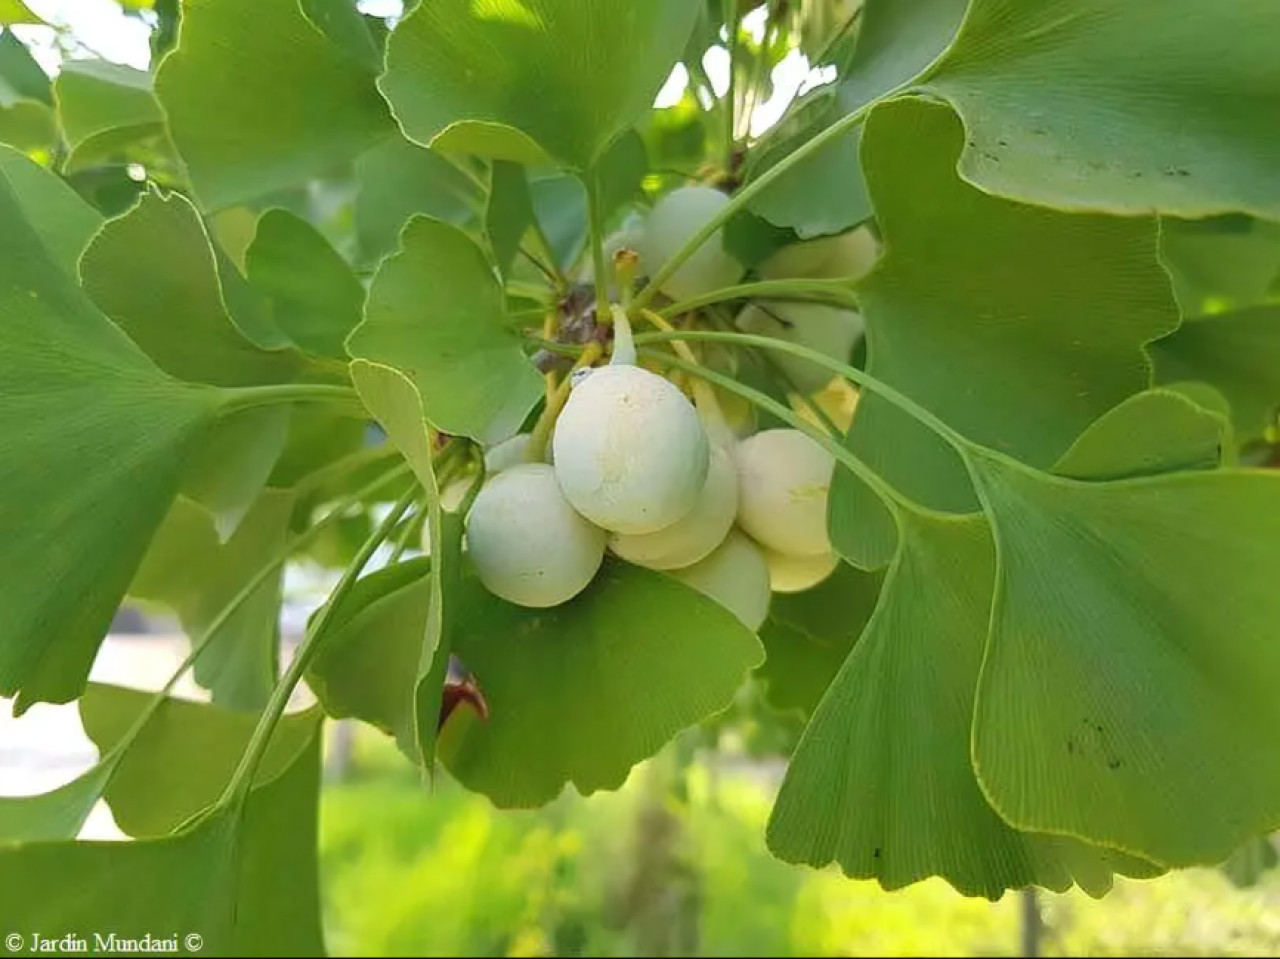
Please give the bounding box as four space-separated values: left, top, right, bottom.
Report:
1 0 1279 952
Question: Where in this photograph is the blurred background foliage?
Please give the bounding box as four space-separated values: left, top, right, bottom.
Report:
321 724 1280 958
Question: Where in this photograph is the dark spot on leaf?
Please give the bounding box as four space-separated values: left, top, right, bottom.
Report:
997 138 1009 147
1107 758 1122 770
1029 128 1047 136
873 847 882 860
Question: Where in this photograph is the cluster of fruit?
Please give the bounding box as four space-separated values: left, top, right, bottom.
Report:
457 355 837 630
429 185 879 630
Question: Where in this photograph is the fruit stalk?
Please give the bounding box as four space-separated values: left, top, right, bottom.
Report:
528 341 604 462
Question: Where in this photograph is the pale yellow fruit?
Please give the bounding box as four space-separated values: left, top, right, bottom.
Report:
735 300 865 395
671 530 771 631
465 463 606 608
764 547 839 593
758 225 879 282
484 433 534 473
552 364 710 535
636 185 745 303
736 429 834 558
608 444 738 570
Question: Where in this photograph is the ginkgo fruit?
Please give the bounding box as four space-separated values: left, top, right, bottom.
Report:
736 428 834 558
608 443 738 570
552 365 709 536
762 545 839 593
484 433 535 473
636 185 744 303
671 529 771 632
465 463 606 608
735 300 865 395
758 225 879 282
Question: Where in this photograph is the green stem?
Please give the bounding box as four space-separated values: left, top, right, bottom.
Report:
508 280 556 303
632 328 966 451
659 278 859 318
529 342 604 461
388 500 426 565
528 217 568 293
638 347 908 512
723 0 741 163
101 463 413 777
585 171 612 322
716 309 843 438
632 100 877 312
217 482 419 810
293 444 403 498
219 383 360 415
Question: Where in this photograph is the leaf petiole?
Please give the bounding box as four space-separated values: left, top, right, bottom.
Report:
658 278 859 318
216 481 420 811
584 170 611 323
218 383 361 415
88 461 415 815
632 328 966 451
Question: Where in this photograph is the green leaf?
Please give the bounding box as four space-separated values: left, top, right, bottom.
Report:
53 60 166 172
0 1 39 24
767 511 1157 899
0 29 49 105
155 0 391 209
0 714 325 955
830 98 1178 570
0 764 114 843
347 362 463 770
1150 305 1280 442
836 0 968 115
299 0 382 73
268 406 370 490
307 557 432 756
0 157 221 712
757 563 883 718
1051 390 1228 482
353 135 481 265
745 98 871 239
79 188 303 387
969 453 1280 866
916 0 1280 219
245 208 365 360
485 160 535 279
438 561 763 807
0 95 51 151
1160 217 1280 318
348 216 543 445
79 684 317 837
130 491 293 711
179 407 291 540
0 145 102 275
380 0 698 170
